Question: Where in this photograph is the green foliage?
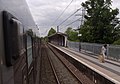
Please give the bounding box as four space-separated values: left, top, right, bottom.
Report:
113 39 120 45
79 24 93 42
65 27 72 35
65 27 79 41
48 28 56 36
81 0 119 44
113 26 120 40
69 31 79 41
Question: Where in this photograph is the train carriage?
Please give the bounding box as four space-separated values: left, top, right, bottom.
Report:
0 0 40 84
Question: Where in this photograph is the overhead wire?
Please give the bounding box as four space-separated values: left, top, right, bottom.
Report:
58 7 82 26
65 17 81 26
51 0 74 26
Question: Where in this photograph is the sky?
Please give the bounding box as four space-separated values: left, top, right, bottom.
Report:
26 0 120 37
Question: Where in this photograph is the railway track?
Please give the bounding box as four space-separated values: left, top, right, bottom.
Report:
47 44 95 84
47 48 61 84
40 44 59 84
40 43 83 84
48 43 118 84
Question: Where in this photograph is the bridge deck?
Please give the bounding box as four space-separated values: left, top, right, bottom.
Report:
49 43 120 84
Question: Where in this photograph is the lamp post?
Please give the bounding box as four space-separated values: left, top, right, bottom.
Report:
78 34 82 51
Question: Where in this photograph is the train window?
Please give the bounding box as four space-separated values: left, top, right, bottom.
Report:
19 23 25 50
26 35 33 67
12 18 25 51
2 11 24 67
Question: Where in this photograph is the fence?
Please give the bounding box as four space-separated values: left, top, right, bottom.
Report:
67 41 120 61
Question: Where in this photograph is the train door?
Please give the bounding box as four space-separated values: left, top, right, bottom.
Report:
2 11 28 84
26 31 34 84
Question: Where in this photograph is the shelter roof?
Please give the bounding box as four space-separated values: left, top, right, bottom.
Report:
47 32 67 38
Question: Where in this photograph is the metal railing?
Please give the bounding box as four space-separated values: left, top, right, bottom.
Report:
108 45 120 61
67 41 120 61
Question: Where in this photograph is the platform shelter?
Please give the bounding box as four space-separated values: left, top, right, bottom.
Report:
48 32 67 47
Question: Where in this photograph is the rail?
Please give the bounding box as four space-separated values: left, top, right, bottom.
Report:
48 44 94 84
45 45 61 84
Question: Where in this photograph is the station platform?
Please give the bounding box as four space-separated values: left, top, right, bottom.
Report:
49 43 120 84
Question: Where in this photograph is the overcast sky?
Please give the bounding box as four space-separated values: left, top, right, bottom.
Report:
26 0 120 37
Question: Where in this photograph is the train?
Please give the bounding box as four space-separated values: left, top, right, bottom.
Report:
0 0 41 84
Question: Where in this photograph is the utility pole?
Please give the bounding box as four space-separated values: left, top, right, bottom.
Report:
81 7 85 26
57 26 59 32
75 7 85 28
77 7 85 51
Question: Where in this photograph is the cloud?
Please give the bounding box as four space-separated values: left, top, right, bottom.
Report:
26 0 120 37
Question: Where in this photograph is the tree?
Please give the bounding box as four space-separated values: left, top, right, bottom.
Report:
65 27 72 40
48 28 56 36
112 24 120 45
79 24 93 42
65 27 72 34
81 0 119 44
65 27 79 41
113 39 120 45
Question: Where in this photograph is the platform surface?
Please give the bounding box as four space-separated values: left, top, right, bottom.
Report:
50 43 120 84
